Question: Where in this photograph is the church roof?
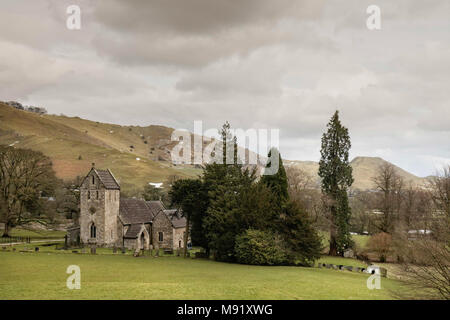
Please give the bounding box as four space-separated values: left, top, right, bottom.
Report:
146 201 166 213
164 209 186 229
119 198 157 224
123 224 144 239
95 169 120 190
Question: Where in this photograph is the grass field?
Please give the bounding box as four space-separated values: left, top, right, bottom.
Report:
0 248 409 300
0 228 66 238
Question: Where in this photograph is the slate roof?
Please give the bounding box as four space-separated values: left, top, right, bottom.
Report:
119 198 156 224
124 224 144 239
164 209 186 229
146 201 166 214
95 169 120 190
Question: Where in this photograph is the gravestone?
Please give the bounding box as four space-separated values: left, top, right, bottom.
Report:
113 247 117 254
338 265 344 270
81 248 86 254
155 248 159 257
317 262 322 268
90 246 96 254
343 249 354 258
12 247 16 251
121 247 126 254
177 248 180 257
380 267 388 278
345 266 353 272
331 264 338 270
354 267 360 272
35 247 39 252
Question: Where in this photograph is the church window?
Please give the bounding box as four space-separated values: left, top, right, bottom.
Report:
88 191 90 200
90 224 97 238
158 232 163 242
92 175 95 185
96 190 99 200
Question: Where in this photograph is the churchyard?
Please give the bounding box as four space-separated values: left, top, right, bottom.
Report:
0 239 421 300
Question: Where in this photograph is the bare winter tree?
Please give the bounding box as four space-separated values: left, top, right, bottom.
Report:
372 163 404 233
285 167 326 227
428 165 450 225
394 165 450 300
0 146 57 237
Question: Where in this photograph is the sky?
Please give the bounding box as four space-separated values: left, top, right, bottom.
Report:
0 0 449 177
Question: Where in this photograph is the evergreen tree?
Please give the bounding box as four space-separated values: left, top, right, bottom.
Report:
318 111 354 256
278 200 323 266
261 148 288 209
170 178 208 257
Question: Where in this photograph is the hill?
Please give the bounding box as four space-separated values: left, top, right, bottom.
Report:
286 157 425 190
0 102 426 191
0 102 201 192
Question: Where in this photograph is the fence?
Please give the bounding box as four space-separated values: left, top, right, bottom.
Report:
0 235 63 244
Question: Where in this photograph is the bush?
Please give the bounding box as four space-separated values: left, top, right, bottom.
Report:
235 229 287 265
368 232 392 262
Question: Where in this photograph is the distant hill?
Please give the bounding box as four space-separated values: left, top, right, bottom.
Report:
0 102 201 192
0 102 426 191
286 156 426 190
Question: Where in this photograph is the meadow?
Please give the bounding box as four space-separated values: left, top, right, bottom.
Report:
0 245 408 300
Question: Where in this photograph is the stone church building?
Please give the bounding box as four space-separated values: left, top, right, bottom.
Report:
68 165 186 250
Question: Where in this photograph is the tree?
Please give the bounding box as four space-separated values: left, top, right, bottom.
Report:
429 165 450 230
170 178 207 257
261 147 288 209
318 111 354 256
372 162 404 233
277 200 323 265
235 229 287 265
55 176 82 221
0 146 57 237
368 232 392 262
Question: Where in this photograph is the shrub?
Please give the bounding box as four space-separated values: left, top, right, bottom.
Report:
235 229 287 265
368 232 392 262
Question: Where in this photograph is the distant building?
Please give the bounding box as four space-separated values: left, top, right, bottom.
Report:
67 164 186 250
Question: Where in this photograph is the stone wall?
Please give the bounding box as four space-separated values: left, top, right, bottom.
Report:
152 212 173 249
173 227 185 249
79 170 119 247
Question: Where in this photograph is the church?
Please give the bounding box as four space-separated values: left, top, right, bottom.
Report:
67 165 186 250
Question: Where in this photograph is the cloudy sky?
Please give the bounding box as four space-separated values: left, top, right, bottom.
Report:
1 0 449 176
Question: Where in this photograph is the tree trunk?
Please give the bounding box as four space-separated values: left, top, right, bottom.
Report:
183 215 190 258
329 205 338 256
2 222 10 238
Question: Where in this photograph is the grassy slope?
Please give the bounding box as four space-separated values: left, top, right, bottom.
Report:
0 251 405 300
0 103 200 191
287 157 425 190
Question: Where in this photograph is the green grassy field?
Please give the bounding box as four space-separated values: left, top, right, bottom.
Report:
0 228 66 238
0 248 409 300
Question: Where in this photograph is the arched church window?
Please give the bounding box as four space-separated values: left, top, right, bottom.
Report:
92 175 95 185
158 232 163 242
90 223 96 238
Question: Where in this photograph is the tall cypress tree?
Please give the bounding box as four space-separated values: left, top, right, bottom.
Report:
318 111 354 256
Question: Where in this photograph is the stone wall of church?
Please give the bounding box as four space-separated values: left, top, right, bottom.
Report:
152 213 173 249
173 227 185 249
79 170 120 247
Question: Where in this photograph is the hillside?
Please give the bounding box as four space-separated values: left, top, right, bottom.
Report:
0 102 201 192
286 157 425 190
0 102 426 191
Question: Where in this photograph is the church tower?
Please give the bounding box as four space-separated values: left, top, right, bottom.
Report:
79 164 120 247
